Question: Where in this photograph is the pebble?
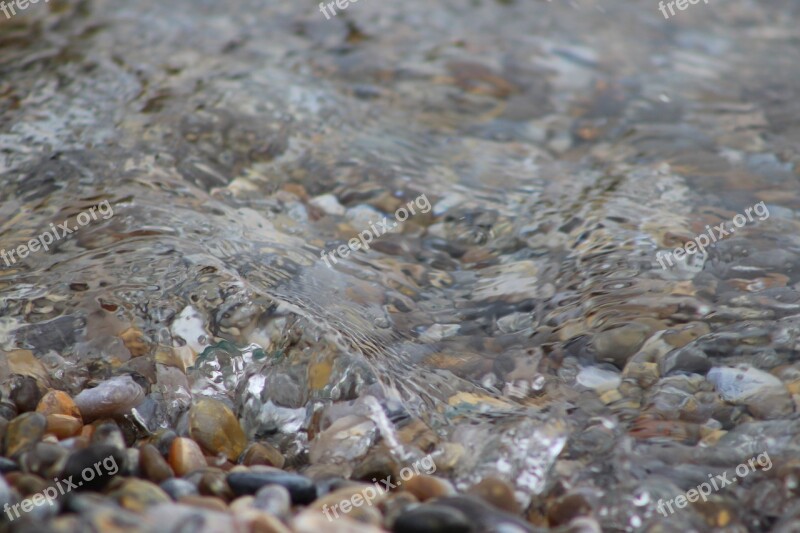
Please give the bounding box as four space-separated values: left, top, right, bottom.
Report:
198 469 235 500
467 477 520 514
178 494 229 512
593 324 652 368
168 437 208 476
403 474 457 502
293 509 385 533
46 414 83 439
160 478 199 500
61 444 127 492
90 422 127 450
4 412 47 458
10 375 43 413
227 470 317 504
139 443 174 483
391 504 474 533
242 442 285 469
73 375 145 422
36 390 82 419
111 478 172 512
189 398 248 461
253 484 292 517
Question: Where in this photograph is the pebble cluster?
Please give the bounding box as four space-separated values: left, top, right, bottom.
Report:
0 378 544 533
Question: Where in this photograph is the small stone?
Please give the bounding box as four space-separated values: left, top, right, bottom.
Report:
10 375 43 413
467 477 520 514
593 323 651 368
120 327 149 357
309 193 346 216
309 484 387 524
5 412 47 458
36 390 82 419
403 475 456 502
227 471 317 504
73 375 145 422
90 422 126 450
198 470 234 501
111 478 171 512
62 445 127 491
178 494 228 512
188 398 247 461
140 444 174 483
46 414 83 439
253 484 292 517
160 478 199 500
392 504 473 533
169 437 208 476
244 509 294 533
242 442 285 469
21 442 69 479
293 509 385 533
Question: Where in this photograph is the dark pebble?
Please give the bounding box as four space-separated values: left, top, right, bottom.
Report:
227 471 317 504
392 504 474 533
9 375 43 414
140 444 174 483
160 478 199 500
0 457 19 474
435 496 536 532
61 445 127 492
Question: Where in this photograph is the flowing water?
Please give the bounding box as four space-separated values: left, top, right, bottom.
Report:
2 0 800 530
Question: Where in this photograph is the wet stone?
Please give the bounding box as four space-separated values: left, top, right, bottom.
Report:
61 444 127 492
467 477 520 514
111 478 172 512
37 390 81 419
73 375 145 422
227 470 317 504
178 494 228 512
403 475 457 502
198 470 234 501
21 442 69 479
139 443 174 483
10 375 43 414
242 442 285 469
160 478 199 500
168 437 208 476
90 422 127 450
5 412 47 458
0 457 19 474
593 323 651 368
253 484 292 518
46 414 83 439
391 504 474 533
188 398 248 461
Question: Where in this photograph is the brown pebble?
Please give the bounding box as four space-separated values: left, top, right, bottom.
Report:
140 444 174 483
45 414 83 439
547 491 595 526
244 509 294 533
4 412 47 458
169 437 208 476
36 390 82 420
189 398 248 461
178 494 229 512
198 470 235 501
242 443 285 469
402 474 456 502
467 477 520 514
112 478 172 512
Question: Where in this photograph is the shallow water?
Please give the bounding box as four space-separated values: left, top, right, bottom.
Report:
2 0 800 530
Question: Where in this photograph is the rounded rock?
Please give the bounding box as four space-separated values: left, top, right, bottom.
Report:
227 471 317 504
168 437 208 476
392 504 474 533
188 398 248 462
73 375 145 422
